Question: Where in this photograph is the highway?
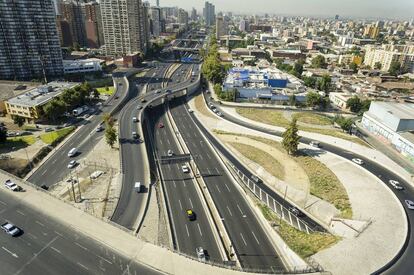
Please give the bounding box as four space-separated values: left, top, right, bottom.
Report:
202 94 414 274
111 62 170 229
0 190 160 275
28 75 133 187
169 99 285 271
146 104 222 262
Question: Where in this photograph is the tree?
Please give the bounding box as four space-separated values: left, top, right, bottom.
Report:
93 89 100 98
317 74 332 93
303 76 317 88
13 116 25 127
306 92 321 107
103 113 114 127
0 126 7 143
282 118 300 155
105 126 117 148
389 61 402 76
374 62 382 70
349 62 358 73
43 99 66 123
346 96 362 113
334 116 353 133
311 55 327 68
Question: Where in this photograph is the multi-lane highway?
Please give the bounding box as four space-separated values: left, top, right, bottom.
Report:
168 99 285 270
0 190 160 275
146 104 222 261
28 75 131 187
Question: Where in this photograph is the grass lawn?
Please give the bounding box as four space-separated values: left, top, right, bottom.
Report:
292 112 333 126
258 204 340 258
0 135 37 150
236 108 368 146
215 130 352 218
295 155 352 219
40 127 75 144
96 86 115 95
229 142 285 180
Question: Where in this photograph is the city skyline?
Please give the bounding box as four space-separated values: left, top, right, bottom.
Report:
149 0 414 20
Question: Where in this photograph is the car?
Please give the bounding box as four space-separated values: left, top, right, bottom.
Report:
289 206 304 217
1 222 20 237
84 113 90 118
216 111 223 117
352 158 364 165
196 247 207 262
4 179 21 192
133 117 138 123
96 125 104 132
186 209 196 221
44 127 54 132
158 122 164 128
68 148 78 157
181 165 190 173
188 109 194 113
141 99 147 103
114 95 119 100
67 160 77 169
250 175 262 183
405 200 414 210
166 90 172 94
132 132 139 139
167 149 173 157
212 108 218 113
118 83 123 86
156 90 161 94
389 180 404 190
310 141 320 148
137 105 143 110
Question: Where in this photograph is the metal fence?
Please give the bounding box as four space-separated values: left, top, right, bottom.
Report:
228 162 315 234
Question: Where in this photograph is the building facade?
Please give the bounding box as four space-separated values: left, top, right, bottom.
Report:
203 2 215 26
60 0 87 47
100 0 148 57
82 1 104 48
0 0 64 80
364 44 414 73
216 16 227 39
150 7 162 37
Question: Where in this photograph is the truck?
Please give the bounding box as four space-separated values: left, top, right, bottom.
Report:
1 222 20 236
134 182 142 193
72 106 89 116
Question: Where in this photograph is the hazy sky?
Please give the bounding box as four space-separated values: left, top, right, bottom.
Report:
150 0 414 20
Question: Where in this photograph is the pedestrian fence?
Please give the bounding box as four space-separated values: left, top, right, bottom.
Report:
227 162 315 234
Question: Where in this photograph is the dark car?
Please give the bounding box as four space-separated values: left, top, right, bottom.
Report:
289 206 304 217
186 209 196 221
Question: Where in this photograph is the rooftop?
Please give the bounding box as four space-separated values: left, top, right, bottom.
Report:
373 102 414 120
7 82 78 107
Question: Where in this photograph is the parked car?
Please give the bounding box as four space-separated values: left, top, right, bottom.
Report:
389 180 404 190
44 127 54 132
351 158 364 165
289 206 304 217
4 179 22 192
1 222 20 236
405 200 414 210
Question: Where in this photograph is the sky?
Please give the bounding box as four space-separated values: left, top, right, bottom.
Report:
149 0 414 20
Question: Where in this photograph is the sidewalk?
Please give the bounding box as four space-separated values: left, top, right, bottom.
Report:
188 96 407 275
0 170 261 275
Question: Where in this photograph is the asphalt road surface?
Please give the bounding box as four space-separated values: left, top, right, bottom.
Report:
0 190 160 275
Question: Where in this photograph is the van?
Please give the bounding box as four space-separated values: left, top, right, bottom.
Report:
132 117 138 123
135 182 142 193
309 141 320 148
68 148 77 157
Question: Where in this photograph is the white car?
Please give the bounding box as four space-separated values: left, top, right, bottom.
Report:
1 222 20 236
4 179 21 191
181 165 190 173
352 158 364 165
132 117 138 122
405 200 414 210
216 111 223 117
67 160 77 169
196 247 207 262
389 180 404 190
188 109 194 113
167 150 173 157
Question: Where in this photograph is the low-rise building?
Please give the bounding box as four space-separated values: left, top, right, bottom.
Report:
362 102 414 159
329 92 353 110
5 82 78 123
63 58 104 74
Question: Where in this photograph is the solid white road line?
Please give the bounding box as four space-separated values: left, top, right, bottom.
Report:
75 242 88 251
237 204 244 215
240 233 247 246
2 246 18 258
77 262 89 270
51 246 62 254
225 184 230 192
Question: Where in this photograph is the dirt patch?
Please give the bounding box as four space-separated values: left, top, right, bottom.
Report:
194 93 217 119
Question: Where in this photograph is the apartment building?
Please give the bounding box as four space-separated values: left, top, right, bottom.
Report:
82 1 104 48
364 44 414 73
0 0 63 80
100 0 148 58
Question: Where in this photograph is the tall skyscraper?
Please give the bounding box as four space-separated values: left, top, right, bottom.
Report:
150 7 162 37
156 0 160 7
0 0 63 80
60 0 87 47
82 1 104 48
178 9 189 26
191 8 197 22
203 2 215 26
100 0 148 57
216 16 227 39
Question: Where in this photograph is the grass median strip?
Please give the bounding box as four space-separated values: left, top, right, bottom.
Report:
236 108 368 146
96 86 115 95
258 204 340 258
228 142 285 180
40 127 75 145
292 112 332 126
